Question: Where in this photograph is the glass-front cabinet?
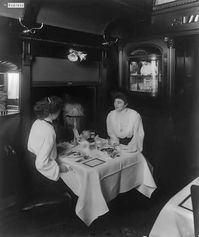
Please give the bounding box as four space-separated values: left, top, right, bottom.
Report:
128 48 162 97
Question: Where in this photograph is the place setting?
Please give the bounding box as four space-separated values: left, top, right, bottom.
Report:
57 129 122 164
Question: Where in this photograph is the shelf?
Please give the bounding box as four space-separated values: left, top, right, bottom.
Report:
0 109 20 116
128 49 161 97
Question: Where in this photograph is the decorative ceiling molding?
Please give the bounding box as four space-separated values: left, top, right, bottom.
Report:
0 0 153 36
0 60 18 72
153 0 199 11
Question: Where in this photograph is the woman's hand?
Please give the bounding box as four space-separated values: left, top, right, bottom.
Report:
59 164 73 173
109 137 119 146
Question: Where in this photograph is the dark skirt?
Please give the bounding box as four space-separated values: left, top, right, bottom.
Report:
26 152 76 199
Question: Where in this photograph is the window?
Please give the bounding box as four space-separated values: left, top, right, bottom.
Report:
0 72 20 115
154 0 177 5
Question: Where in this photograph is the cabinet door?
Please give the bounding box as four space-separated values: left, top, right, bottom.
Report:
0 115 20 201
128 49 161 97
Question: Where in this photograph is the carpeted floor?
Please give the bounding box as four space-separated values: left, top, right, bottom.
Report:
0 187 173 237
1 161 196 237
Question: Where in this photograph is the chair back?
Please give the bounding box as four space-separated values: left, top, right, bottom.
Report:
191 185 199 237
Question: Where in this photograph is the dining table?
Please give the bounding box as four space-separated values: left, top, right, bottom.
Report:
149 177 199 237
58 143 157 226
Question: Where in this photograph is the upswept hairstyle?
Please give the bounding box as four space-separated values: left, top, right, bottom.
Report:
113 91 128 105
33 96 63 119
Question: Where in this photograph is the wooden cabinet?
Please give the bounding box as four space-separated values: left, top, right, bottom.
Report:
119 39 170 108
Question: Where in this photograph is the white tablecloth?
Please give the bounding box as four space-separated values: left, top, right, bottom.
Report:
149 177 199 237
59 150 157 226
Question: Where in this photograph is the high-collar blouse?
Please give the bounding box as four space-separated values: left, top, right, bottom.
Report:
27 119 60 181
106 108 144 152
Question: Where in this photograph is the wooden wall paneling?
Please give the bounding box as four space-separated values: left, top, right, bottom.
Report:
0 25 22 206
0 115 21 200
166 38 175 103
21 40 32 148
32 57 100 85
172 35 199 178
95 50 108 136
14 39 37 207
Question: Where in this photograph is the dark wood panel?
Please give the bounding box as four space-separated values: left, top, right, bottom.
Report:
32 57 100 83
172 35 199 173
0 114 21 198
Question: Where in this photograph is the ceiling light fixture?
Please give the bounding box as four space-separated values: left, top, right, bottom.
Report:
67 49 87 62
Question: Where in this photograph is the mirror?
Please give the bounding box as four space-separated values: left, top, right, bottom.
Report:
0 61 20 116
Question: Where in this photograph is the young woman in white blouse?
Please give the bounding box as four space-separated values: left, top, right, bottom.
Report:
28 96 70 181
106 92 144 152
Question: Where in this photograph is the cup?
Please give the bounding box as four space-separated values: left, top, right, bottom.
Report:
89 142 96 150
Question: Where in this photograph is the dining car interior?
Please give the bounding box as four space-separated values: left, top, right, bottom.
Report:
0 0 199 236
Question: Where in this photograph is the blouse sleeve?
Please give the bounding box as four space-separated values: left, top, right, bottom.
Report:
128 113 144 152
106 112 119 143
35 132 60 181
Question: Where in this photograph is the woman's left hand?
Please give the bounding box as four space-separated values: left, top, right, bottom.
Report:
59 164 72 173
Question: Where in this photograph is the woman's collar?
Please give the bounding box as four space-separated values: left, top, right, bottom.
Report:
44 117 53 123
115 108 128 113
